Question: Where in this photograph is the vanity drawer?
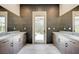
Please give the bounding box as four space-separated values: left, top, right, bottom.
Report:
69 39 79 47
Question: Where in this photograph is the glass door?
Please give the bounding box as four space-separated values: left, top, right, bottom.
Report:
34 16 45 44
74 16 79 32
0 16 6 32
32 11 47 44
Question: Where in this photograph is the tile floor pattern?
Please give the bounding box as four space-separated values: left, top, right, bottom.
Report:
18 44 61 54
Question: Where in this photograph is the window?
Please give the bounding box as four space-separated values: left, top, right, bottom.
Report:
74 16 79 32
0 16 6 32
72 11 79 32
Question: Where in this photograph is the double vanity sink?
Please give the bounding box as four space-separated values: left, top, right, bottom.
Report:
0 31 27 54
52 32 79 54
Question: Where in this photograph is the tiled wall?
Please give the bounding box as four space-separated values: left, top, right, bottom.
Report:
20 4 59 43
60 5 79 31
1 4 78 43
0 5 60 43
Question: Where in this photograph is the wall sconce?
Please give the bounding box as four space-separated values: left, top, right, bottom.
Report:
64 27 66 30
53 27 56 30
48 27 51 30
68 27 71 30
24 27 26 30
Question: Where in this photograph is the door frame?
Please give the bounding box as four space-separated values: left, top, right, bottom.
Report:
32 11 47 44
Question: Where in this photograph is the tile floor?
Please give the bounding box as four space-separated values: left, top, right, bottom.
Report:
18 44 61 54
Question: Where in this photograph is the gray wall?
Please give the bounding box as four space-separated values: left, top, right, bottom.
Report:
0 6 21 31
0 5 60 43
20 4 59 43
1 4 74 43
60 5 79 31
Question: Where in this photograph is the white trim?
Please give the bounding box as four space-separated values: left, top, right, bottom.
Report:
72 11 74 32
32 11 47 44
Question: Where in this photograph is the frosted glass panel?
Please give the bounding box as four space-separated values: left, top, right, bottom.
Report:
74 16 79 32
0 17 6 32
35 16 44 43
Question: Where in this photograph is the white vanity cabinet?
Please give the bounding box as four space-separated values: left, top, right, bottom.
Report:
12 32 27 54
53 32 79 54
0 39 12 54
0 32 27 54
12 35 21 54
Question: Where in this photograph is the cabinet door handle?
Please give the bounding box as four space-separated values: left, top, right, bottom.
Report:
2 41 7 43
65 43 68 47
11 43 13 47
72 42 76 44
2 41 8 43
70 41 76 44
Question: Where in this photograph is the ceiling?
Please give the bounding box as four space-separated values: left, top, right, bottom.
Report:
0 4 78 16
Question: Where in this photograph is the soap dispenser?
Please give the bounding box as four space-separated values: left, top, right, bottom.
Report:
13 26 16 30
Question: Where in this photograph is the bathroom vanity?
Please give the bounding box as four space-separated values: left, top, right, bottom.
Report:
52 32 79 54
0 32 27 54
